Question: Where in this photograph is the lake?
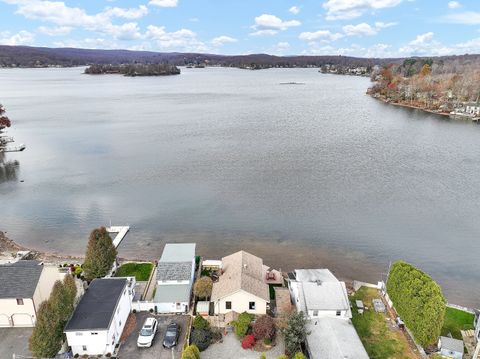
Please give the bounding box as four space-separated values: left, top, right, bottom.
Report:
1 67 479 307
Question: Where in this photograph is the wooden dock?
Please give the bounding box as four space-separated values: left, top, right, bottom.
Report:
106 225 130 248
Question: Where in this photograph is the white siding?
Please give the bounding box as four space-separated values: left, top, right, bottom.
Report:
0 298 36 327
213 290 267 315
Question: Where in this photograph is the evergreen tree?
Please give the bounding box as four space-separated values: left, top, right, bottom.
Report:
29 301 62 358
282 311 308 356
83 227 117 280
181 344 201 359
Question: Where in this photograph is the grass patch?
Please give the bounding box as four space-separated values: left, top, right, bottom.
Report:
441 307 475 340
115 262 153 281
268 284 283 300
351 287 414 359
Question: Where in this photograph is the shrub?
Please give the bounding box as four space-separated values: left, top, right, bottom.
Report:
282 312 308 356
193 276 213 300
182 344 200 359
190 328 212 351
241 334 255 349
277 356 288 359
294 353 307 359
387 261 446 347
253 315 275 340
263 337 271 345
232 312 255 338
193 315 210 330
259 353 266 359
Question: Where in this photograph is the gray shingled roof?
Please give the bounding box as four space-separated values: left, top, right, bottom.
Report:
0 261 43 299
64 278 127 331
157 262 193 281
440 336 464 353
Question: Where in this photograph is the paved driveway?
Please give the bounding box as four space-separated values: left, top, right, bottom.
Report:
0 327 33 358
118 313 188 359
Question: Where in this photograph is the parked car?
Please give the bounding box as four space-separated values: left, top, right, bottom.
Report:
163 322 180 349
137 317 158 348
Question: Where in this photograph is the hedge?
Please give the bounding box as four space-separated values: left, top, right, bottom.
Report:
386 261 446 347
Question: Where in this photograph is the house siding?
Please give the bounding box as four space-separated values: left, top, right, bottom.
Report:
0 298 36 327
213 290 268 315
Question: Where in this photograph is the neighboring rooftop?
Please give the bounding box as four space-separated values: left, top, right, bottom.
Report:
65 278 127 331
159 243 196 263
154 283 191 303
294 269 339 283
439 336 464 353
301 281 350 311
157 261 193 282
306 317 369 359
211 250 269 302
0 260 43 299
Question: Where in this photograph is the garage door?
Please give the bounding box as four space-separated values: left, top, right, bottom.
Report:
12 313 34 327
0 314 11 327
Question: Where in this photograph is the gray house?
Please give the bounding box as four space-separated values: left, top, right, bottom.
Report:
154 243 196 313
439 336 464 359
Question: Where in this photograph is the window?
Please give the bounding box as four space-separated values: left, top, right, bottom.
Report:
82 345 87 351
91 332 98 335
225 301 232 310
313 310 319 317
336 311 341 316
16 298 24 305
75 332 83 336
249 302 256 310
119 320 122 326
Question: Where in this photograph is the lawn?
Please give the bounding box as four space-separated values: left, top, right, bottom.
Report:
115 262 153 281
441 307 475 340
351 287 418 359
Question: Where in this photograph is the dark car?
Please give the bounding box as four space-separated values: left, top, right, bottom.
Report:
163 322 180 349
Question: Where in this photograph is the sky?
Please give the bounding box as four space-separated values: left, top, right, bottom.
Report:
1 0 480 58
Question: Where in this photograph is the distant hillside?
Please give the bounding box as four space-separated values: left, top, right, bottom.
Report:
0 45 398 69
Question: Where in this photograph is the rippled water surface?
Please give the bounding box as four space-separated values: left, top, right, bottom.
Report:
1 67 479 306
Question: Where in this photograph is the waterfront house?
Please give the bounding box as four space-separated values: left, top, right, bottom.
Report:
438 336 464 359
154 243 196 313
474 310 480 342
0 260 66 327
288 269 351 319
64 278 135 357
211 250 269 315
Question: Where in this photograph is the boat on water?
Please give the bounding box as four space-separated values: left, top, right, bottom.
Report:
0 144 26 153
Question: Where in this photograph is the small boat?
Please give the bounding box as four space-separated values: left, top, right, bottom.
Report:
0 144 26 152
279 82 306 85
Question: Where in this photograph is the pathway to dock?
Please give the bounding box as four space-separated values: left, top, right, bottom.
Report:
107 226 130 248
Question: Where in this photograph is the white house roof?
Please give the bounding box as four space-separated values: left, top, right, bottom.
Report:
154 283 191 303
306 318 369 359
299 281 350 312
160 243 196 263
294 269 339 283
440 336 464 353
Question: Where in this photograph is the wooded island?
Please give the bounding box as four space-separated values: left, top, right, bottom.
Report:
84 63 180 77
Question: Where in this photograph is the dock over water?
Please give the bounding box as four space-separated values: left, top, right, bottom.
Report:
107 226 130 248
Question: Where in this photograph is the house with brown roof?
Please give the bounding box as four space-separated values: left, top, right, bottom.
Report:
211 251 270 315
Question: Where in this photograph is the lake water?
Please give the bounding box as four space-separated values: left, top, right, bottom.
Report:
1 67 479 307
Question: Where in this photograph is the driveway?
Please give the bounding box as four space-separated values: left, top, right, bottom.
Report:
118 312 188 359
202 332 285 359
0 327 33 358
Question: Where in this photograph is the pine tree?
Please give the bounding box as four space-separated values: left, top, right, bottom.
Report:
282 311 308 356
83 227 117 280
29 301 62 358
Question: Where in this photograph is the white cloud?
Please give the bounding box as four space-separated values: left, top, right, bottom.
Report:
37 26 72 36
102 5 148 19
0 30 35 45
375 21 397 28
149 0 178 7
144 25 207 52
289 6 300 15
323 0 403 20
342 21 397 36
448 1 461 9
299 30 343 42
442 11 480 25
211 35 237 46
276 41 290 50
250 14 301 36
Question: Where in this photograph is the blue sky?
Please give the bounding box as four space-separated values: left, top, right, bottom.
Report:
0 0 480 57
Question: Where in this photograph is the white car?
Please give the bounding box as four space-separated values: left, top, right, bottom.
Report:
137 317 158 348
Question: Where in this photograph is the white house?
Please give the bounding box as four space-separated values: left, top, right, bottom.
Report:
154 243 196 313
211 251 269 315
0 260 66 327
475 310 480 343
64 278 135 357
288 269 368 359
288 269 351 319
439 336 464 359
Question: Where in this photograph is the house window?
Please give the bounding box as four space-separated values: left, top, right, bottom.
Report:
225 301 232 310
16 298 24 305
313 310 319 317
75 332 83 336
82 345 87 351
91 332 98 335
249 302 256 310
336 311 341 316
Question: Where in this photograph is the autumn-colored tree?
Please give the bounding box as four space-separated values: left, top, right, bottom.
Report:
252 315 275 340
29 301 62 358
420 64 431 77
241 334 256 349
83 227 117 280
181 344 201 359
193 276 213 300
